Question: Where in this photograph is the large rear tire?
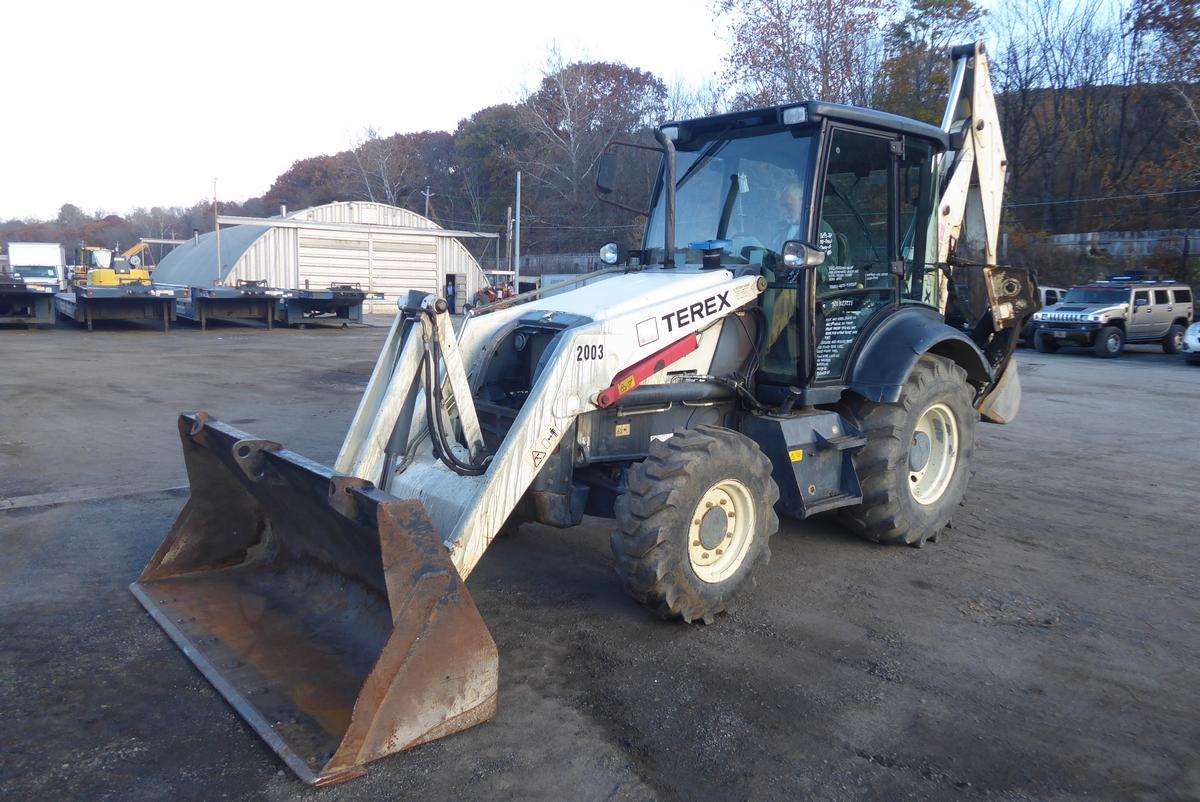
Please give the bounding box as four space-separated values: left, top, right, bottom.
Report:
1163 324 1185 355
839 354 976 547
611 425 779 624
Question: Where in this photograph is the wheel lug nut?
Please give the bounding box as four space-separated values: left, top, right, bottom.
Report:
705 502 713 508
693 519 701 525
719 499 726 506
693 540 701 547
702 552 709 559
716 548 723 555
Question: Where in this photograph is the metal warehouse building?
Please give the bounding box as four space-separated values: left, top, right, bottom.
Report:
152 201 494 313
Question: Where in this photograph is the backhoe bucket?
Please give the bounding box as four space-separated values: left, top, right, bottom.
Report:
131 413 498 786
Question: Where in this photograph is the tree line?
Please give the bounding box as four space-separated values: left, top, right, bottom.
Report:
3 0 1197 287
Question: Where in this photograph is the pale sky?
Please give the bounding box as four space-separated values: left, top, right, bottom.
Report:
0 0 728 220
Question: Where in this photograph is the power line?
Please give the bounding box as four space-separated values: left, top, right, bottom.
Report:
1006 188 1200 208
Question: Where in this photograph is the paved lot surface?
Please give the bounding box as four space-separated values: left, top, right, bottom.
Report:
1 318 1198 801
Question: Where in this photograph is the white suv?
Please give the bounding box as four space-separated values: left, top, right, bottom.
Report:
1182 321 1200 366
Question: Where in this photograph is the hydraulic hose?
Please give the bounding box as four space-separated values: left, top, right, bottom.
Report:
421 308 492 477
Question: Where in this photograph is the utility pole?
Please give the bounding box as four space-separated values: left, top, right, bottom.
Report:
213 178 222 285
421 185 435 219
514 171 521 291
505 205 513 272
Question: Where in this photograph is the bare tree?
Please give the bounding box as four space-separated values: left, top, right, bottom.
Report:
666 77 731 120
712 0 896 107
349 127 412 207
516 48 668 251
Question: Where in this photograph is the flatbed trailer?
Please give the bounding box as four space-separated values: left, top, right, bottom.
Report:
173 281 289 331
0 275 56 327
56 285 179 333
275 284 381 327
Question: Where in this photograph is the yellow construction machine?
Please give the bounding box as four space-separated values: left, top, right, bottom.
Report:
73 244 153 287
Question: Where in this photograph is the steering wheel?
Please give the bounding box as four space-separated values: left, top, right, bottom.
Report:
727 231 767 263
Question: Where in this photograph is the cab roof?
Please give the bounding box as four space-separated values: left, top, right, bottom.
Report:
1086 278 1186 289
664 101 950 149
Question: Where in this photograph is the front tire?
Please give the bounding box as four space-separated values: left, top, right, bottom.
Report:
839 354 976 547
1163 324 1185 355
1034 332 1058 353
611 426 779 623
1020 321 1036 348
1094 325 1124 358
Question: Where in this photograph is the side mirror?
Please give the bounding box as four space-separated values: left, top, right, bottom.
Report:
1134 296 1149 307
595 151 618 195
782 240 826 269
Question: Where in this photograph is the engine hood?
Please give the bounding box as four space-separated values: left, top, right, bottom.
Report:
517 267 749 322
1040 302 1126 319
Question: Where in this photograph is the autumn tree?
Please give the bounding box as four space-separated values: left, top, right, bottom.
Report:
713 0 896 107
453 105 529 234
1129 0 1200 182
1128 0 1199 81
262 154 353 212
874 0 986 122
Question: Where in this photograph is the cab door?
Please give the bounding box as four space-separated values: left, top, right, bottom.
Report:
1149 288 1173 336
1129 289 1153 338
810 127 900 382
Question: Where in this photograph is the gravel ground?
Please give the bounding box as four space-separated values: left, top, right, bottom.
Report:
1 317 1197 801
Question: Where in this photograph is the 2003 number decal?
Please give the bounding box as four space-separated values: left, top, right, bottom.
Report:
576 344 604 361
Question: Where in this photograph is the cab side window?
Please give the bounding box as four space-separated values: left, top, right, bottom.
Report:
1154 290 1170 305
1134 290 1149 306
1174 288 1192 304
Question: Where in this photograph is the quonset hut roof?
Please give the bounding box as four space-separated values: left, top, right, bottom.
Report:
153 223 269 287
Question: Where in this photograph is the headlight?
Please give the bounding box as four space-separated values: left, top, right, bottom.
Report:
1089 314 1102 322
599 242 620 266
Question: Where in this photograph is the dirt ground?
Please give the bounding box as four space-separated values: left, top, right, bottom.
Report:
1 317 1197 801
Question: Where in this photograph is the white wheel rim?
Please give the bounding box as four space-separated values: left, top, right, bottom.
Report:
908 402 958 506
687 479 755 584
1107 333 1121 353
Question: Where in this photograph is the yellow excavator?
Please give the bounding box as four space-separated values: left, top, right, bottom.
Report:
73 244 153 287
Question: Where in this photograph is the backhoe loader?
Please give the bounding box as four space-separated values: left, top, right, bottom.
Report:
133 42 1037 785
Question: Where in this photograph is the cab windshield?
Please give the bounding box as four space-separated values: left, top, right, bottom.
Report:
1062 288 1128 305
644 129 816 266
13 266 56 278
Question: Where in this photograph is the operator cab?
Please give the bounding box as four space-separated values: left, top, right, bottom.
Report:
625 102 949 403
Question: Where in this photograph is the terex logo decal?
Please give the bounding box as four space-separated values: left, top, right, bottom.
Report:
661 291 731 332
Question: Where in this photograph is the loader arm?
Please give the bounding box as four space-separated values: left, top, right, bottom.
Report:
338 271 765 579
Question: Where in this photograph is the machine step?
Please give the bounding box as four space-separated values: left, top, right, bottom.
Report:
813 431 867 451
802 492 864 516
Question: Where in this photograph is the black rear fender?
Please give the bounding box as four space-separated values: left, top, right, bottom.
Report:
847 306 990 404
